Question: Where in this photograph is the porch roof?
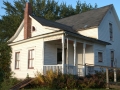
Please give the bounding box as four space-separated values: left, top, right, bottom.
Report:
64 31 111 45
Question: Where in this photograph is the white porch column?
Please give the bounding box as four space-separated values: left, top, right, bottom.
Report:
42 39 45 74
67 38 69 74
83 42 86 76
74 39 77 66
62 34 65 74
73 39 77 75
114 69 117 82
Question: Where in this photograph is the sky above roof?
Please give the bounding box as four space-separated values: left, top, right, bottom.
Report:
0 0 120 20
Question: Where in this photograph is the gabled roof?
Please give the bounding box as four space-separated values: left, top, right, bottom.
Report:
8 5 112 45
56 4 113 31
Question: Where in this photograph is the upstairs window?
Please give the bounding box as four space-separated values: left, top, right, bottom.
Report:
98 52 103 62
109 23 113 41
28 49 34 69
111 51 114 67
15 52 20 69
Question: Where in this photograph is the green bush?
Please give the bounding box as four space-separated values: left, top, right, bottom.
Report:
108 69 120 82
0 78 22 90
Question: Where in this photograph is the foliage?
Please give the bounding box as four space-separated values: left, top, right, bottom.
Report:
2 0 97 21
0 77 22 90
108 69 120 82
0 42 11 80
33 70 81 89
79 75 106 88
0 70 110 90
30 70 106 89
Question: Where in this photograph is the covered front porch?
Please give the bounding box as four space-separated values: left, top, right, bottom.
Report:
43 34 94 76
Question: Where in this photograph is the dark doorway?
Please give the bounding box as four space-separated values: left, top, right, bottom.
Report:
57 48 62 64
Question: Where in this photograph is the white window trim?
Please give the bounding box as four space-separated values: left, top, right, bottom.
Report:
110 49 115 67
14 49 22 70
109 22 114 41
27 46 36 70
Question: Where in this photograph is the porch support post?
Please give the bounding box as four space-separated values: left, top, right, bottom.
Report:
43 39 45 75
62 34 65 74
67 38 69 74
73 39 77 75
114 69 117 82
83 42 86 76
106 68 109 89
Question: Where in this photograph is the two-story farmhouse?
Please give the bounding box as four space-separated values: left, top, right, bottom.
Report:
8 3 120 79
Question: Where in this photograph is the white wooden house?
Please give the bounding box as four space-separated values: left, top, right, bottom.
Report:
8 3 120 79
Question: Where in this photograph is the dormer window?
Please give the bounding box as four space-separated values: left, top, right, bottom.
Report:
109 23 113 41
31 26 36 31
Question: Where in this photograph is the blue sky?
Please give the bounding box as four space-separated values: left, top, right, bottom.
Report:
0 0 120 19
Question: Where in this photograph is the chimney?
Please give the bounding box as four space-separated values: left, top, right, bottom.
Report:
24 2 32 39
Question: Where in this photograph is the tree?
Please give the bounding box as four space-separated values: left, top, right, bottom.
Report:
0 0 97 81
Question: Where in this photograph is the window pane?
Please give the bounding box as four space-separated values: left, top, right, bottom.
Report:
109 23 113 40
111 51 114 59
17 53 19 60
16 61 19 68
15 52 20 69
28 49 34 68
98 52 103 62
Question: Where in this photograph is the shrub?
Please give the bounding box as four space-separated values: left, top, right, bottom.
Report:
0 78 22 90
34 70 59 88
33 70 107 89
34 70 81 89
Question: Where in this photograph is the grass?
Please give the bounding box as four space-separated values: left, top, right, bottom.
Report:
23 88 118 90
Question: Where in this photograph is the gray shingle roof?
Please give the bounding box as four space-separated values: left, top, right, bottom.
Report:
30 4 112 45
56 4 113 31
31 16 77 33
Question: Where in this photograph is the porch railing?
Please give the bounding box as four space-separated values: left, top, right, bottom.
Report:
43 65 62 74
43 64 78 75
64 64 76 74
78 68 84 76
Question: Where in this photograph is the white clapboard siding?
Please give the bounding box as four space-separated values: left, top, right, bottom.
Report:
78 28 98 39
98 9 120 67
76 43 83 67
93 44 106 66
44 42 57 65
31 18 55 37
13 16 60 42
68 44 74 65
13 27 24 42
11 39 44 79
85 45 94 64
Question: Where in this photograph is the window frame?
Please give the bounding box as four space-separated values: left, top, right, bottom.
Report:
98 51 103 62
28 49 34 69
15 52 20 69
111 50 114 67
109 23 113 41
